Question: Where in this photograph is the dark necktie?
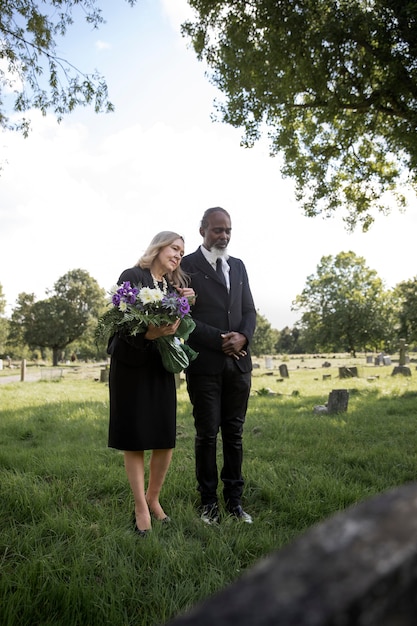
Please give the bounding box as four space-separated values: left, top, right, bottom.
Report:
216 258 226 286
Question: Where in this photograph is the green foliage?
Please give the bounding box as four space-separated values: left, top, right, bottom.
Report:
292 251 395 355
394 277 417 344
0 284 5 315
275 326 304 354
0 284 8 356
7 292 36 357
8 269 106 365
183 0 417 229
251 311 279 356
0 0 137 135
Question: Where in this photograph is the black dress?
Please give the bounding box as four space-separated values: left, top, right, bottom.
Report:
107 267 176 451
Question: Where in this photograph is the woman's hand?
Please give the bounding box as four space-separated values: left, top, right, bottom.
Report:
176 286 196 304
145 319 181 340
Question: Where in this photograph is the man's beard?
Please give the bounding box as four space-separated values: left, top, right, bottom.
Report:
212 245 229 259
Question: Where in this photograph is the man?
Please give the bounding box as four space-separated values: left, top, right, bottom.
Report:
182 207 256 524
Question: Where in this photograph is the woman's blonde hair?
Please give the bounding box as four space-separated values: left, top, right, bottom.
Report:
136 231 189 287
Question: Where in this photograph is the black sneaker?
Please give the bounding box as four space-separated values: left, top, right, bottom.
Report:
228 505 253 524
200 503 220 525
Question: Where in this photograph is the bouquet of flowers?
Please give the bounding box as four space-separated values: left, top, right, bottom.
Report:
96 281 198 373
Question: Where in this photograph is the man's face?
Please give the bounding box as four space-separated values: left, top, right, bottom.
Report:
200 211 232 252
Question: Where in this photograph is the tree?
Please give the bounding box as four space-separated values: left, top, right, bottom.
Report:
275 326 303 355
7 292 36 358
394 277 417 346
8 269 106 365
0 283 9 356
292 251 392 356
251 311 279 356
182 1 417 230
0 0 137 135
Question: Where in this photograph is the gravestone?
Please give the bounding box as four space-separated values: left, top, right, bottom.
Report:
392 339 412 377
313 389 349 415
339 366 358 378
279 364 289 378
399 338 408 366
100 366 109 383
167 482 417 626
327 389 349 413
375 353 384 366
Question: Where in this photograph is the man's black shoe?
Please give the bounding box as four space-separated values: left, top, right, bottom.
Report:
228 505 253 524
200 503 220 525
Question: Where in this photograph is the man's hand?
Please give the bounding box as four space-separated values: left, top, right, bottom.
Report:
221 332 247 360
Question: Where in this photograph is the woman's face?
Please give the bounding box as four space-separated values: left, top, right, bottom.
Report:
157 238 184 274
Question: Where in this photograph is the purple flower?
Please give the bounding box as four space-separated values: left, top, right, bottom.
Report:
113 281 138 305
125 291 137 304
179 297 190 317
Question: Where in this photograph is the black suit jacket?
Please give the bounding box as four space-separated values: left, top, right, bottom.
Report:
181 248 256 374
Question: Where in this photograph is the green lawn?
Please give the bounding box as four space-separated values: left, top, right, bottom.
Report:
1 358 416 625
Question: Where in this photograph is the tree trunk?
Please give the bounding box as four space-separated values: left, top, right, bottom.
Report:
52 348 60 367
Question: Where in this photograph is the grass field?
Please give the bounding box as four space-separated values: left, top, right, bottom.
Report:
1 355 417 625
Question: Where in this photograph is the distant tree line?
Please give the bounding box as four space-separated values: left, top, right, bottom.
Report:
1 252 417 365
1 270 107 365
251 251 417 357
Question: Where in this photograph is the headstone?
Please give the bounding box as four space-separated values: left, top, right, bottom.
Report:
264 357 273 369
339 366 358 378
100 367 109 383
392 339 412 376
392 365 412 377
167 482 417 626
399 339 408 366
327 389 349 413
279 364 289 378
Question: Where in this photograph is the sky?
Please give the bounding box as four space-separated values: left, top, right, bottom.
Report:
1 0 417 329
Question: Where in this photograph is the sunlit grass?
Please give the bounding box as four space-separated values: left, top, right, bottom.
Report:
1 358 417 625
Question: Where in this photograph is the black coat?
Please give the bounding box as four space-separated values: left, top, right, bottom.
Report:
107 266 176 451
181 248 256 374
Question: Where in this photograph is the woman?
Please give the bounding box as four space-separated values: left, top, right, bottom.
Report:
107 231 195 536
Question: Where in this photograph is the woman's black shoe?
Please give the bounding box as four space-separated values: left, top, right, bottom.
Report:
134 524 150 537
132 511 150 536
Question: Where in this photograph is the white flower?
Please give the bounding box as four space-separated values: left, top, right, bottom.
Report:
151 288 164 303
119 301 128 312
139 286 163 305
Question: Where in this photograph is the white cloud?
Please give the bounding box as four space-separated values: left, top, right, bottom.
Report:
160 0 195 30
95 40 112 51
1 1 417 330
